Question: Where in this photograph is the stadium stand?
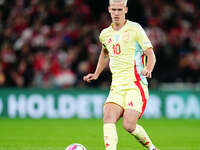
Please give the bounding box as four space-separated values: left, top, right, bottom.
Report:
0 0 199 88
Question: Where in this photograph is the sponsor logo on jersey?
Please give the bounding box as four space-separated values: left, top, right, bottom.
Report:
107 38 112 44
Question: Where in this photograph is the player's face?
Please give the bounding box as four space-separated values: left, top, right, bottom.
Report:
108 2 128 25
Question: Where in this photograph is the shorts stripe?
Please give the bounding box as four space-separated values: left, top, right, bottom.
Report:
134 60 141 81
134 80 147 118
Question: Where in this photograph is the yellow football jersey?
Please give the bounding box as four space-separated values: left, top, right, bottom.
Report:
99 20 153 89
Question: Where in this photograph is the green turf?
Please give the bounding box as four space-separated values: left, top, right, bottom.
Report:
0 118 200 150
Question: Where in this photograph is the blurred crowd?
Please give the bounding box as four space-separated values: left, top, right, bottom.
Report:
0 0 199 89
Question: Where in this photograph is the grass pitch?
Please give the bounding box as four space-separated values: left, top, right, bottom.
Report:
0 118 200 150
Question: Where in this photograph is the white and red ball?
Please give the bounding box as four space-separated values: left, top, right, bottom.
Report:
65 143 87 150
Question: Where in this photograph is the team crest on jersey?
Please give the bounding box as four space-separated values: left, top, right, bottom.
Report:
122 30 130 43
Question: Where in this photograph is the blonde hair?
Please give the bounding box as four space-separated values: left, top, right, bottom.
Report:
109 0 128 6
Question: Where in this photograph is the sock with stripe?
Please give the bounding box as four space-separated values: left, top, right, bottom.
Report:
104 123 118 150
131 124 154 149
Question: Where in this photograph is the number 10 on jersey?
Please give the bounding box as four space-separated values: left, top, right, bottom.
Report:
113 43 121 55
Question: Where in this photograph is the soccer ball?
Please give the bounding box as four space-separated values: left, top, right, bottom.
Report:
65 143 87 150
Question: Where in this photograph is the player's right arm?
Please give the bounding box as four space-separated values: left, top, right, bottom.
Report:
83 47 109 83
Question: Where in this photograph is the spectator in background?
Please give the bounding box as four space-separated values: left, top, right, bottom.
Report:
0 62 6 87
0 0 199 88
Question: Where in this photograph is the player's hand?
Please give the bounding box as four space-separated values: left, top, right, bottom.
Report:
83 73 98 83
141 68 152 78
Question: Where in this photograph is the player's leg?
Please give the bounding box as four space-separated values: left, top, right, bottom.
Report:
123 81 158 150
123 109 157 150
103 103 123 150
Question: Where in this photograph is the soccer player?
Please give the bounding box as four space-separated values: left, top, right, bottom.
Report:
83 0 158 150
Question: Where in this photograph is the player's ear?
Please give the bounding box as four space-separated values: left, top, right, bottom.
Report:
125 7 128 14
108 6 111 13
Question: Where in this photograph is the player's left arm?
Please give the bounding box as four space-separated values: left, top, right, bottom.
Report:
135 23 156 78
142 48 156 78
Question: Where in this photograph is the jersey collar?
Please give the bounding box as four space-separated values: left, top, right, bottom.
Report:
110 19 128 32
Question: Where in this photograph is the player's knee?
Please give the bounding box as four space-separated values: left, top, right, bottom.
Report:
123 120 136 133
103 113 118 124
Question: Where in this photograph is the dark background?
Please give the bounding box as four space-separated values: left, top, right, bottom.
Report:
0 0 200 89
